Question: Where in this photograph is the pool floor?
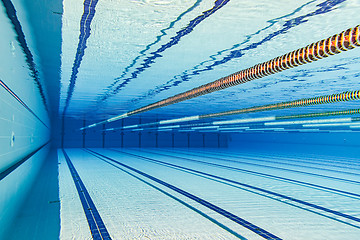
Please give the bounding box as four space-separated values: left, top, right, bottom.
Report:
58 146 360 240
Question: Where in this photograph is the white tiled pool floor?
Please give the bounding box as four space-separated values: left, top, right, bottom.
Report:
58 147 360 240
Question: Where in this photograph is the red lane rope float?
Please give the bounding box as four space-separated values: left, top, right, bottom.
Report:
201 90 360 119
128 25 360 116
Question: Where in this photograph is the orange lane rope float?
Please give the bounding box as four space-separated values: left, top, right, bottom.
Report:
82 25 360 129
128 25 360 116
104 90 360 132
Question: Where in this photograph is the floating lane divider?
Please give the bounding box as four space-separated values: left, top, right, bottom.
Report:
86 149 283 240
61 149 112 240
81 25 360 130
202 91 360 119
276 108 360 120
111 149 360 228
102 90 360 132
0 79 49 129
104 108 360 135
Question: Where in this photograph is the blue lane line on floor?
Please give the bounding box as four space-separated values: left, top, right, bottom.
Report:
193 149 360 171
169 148 360 177
113 149 360 228
83 149 247 240
139 149 360 199
87 149 283 240
61 149 112 240
156 148 360 185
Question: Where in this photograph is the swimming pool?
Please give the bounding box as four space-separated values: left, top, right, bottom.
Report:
0 0 360 239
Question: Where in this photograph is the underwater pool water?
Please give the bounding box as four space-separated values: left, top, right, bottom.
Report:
0 0 360 239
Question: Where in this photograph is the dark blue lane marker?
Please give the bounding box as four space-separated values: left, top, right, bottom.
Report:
221 152 360 174
96 0 230 104
290 151 360 165
0 79 49 128
0 0 49 113
254 152 360 169
82 149 247 240
128 0 347 104
62 0 99 115
156 148 360 185
111 149 360 228
0 142 49 181
167 148 360 177
258 151 360 169
86 149 283 240
61 149 112 240
187 149 360 171
138 148 360 199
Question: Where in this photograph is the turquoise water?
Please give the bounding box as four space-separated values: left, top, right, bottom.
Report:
59 0 360 120
56 146 360 239
1 0 360 239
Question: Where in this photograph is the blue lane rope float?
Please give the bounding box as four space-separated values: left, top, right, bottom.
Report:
81 25 360 130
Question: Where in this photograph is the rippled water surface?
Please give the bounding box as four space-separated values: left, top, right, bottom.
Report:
59 0 360 120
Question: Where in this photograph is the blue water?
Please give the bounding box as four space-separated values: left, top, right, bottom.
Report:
1 0 360 239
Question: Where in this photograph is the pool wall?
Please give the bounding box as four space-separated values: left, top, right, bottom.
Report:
0 0 61 238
